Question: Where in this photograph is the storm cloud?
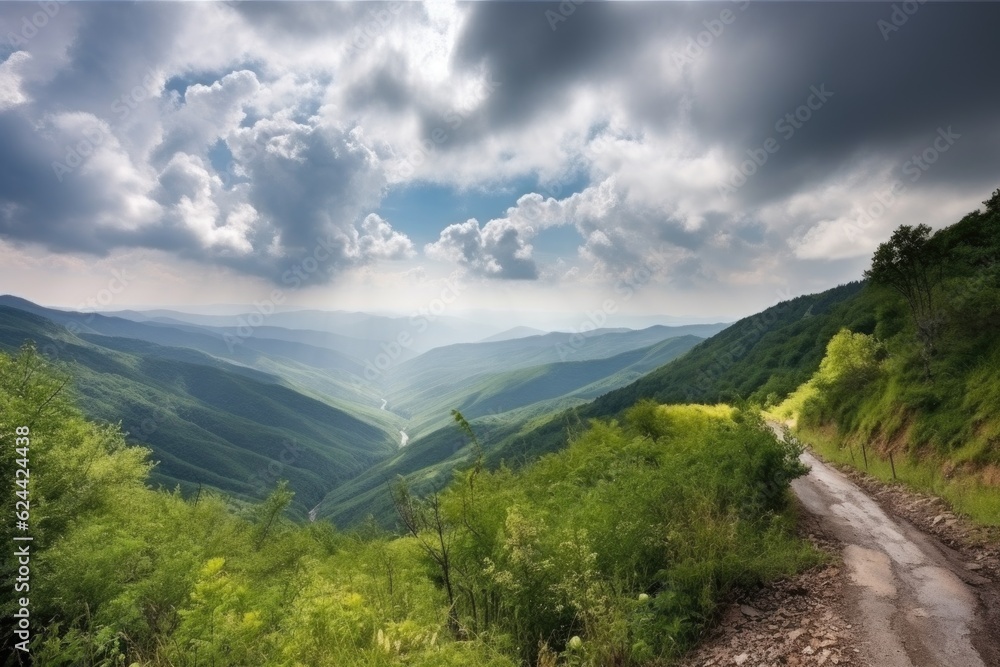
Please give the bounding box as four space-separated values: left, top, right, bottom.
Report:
0 1 997 303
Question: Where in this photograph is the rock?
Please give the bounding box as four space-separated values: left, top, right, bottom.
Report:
788 629 806 642
740 605 763 618
965 562 983 571
733 653 749 665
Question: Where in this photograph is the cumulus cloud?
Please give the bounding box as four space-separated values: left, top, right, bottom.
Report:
0 0 998 310
425 218 538 280
156 69 261 159
355 213 415 261
0 11 416 286
0 52 31 111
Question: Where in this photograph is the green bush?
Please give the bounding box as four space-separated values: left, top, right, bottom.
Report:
2 347 816 666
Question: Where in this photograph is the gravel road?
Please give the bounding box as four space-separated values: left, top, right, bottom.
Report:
792 451 998 667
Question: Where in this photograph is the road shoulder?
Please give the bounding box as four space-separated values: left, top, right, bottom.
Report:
680 447 1000 667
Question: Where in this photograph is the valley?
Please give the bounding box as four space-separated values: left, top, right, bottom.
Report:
0 294 726 522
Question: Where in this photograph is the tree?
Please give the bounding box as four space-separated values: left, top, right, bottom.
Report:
252 480 294 549
389 479 460 634
816 329 886 395
984 187 1000 216
863 224 941 378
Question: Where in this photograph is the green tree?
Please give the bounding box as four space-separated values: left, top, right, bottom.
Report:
983 186 1000 215
252 480 294 549
815 329 886 394
864 224 941 378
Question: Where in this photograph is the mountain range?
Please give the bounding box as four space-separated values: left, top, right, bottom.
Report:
0 294 727 521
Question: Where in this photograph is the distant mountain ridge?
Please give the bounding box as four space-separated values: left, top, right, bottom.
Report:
479 326 548 342
0 303 399 515
0 294 732 524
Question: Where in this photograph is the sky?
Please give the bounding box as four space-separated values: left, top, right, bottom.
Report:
1 1 998 326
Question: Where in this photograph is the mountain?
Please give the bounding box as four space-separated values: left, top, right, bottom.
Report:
0 303 398 514
388 333 707 438
382 323 729 413
106 306 501 353
479 326 548 342
0 295 395 407
315 335 706 526
481 282 873 468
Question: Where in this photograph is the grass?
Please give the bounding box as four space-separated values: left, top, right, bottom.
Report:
794 423 1000 527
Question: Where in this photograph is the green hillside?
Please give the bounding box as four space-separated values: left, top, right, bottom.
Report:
480 281 872 469
0 295 389 409
383 323 728 413
315 336 704 526
392 334 704 438
1 352 813 665
773 190 1000 522
0 296 364 373
0 306 397 514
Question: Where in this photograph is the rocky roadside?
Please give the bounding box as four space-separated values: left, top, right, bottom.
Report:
679 524 865 667
817 456 1000 664
679 452 1000 667
822 459 1000 583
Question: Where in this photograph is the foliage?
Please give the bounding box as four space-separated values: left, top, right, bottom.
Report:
798 329 886 430
773 188 1000 524
424 404 813 665
0 306 397 516
863 223 941 377
1 346 815 666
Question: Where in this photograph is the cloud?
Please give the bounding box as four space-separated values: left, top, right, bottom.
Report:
1 0 998 312
355 213 415 260
156 69 260 159
0 52 31 111
0 24 414 286
425 218 538 280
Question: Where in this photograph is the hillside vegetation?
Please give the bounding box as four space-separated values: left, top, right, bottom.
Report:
773 189 1000 523
1 346 814 666
0 310 397 515
316 335 706 527
383 325 725 434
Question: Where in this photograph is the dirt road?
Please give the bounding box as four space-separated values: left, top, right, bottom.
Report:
792 450 999 666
